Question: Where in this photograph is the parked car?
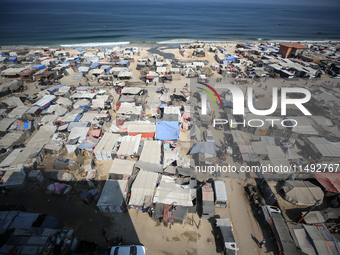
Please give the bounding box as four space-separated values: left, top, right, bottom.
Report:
110 245 146 255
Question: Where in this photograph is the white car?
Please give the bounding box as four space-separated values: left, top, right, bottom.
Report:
110 245 146 255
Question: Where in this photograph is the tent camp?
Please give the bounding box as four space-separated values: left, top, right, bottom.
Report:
278 180 324 206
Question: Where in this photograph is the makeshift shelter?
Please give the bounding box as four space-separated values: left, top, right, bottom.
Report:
0 118 17 132
0 148 23 168
292 224 340 255
33 95 56 110
189 124 201 141
0 166 27 189
153 176 194 207
116 135 141 158
109 159 135 179
156 121 180 141
135 141 162 173
129 170 159 208
65 127 89 153
315 173 340 196
189 142 216 155
163 106 181 121
278 180 324 206
304 137 340 158
0 80 22 93
7 106 29 119
0 131 24 149
127 122 156 138
93 133 119 160
73 99 91 110
97 180 127 213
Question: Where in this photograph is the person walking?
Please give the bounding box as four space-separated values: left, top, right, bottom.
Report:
259 239 266 248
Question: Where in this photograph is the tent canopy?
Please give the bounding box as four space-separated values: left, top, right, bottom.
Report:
156 121 180 140
190 142 216 155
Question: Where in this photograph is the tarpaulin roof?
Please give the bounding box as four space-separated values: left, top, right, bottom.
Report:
129 169 159 206
47 84 66 93
156 121 180 140
305 137 340 157
279 180 324 206
117 135 141 156
153 176 194 206
32 64 46 70
108 158 135 177
135 140 162 173
33 95 56 108
97 179 127 208
315 173 340 194
189 142 216 155
90 62 100 69
78 137 99 150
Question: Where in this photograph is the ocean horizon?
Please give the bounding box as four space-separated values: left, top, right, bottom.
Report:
0 0 340 48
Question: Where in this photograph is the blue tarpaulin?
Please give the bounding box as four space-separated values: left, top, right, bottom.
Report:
8 57 17 62
77 49 83 53
119 60 129 65
189 142 216 155
90 62 100 69
226 56 235 61
78 137 99 150
32 64 46 70
156 121 180 140
159 104 168 108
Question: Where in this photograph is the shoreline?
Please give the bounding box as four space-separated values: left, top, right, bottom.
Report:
1 39 340 50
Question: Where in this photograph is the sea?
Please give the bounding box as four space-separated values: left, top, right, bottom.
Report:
0 0 340 48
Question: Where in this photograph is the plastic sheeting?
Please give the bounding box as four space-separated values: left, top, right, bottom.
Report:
156 121 180 141
189 142 216 155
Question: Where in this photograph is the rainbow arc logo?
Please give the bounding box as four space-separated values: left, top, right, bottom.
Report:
197 82 222 109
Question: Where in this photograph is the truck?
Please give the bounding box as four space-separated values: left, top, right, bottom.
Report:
213 179 228 208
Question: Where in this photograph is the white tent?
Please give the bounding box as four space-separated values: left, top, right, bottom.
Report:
97 180 127 212
94 133 120 160
129 170 159 207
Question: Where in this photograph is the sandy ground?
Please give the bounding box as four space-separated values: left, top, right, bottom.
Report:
2 43 338 254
